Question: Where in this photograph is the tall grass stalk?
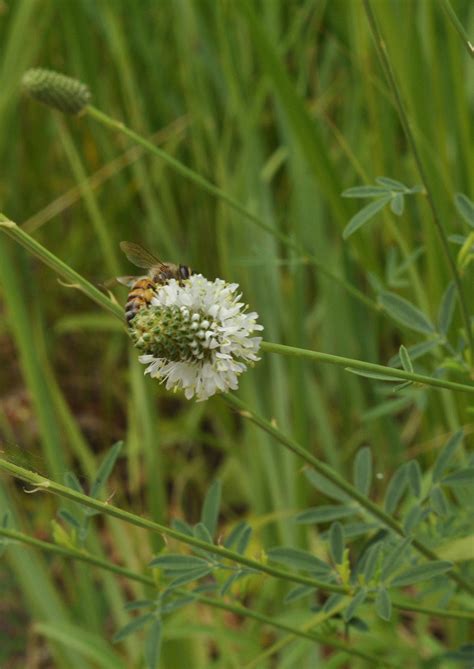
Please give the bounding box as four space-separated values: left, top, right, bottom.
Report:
362 0 474 364
21 117 189 234
1 2 473 665
439 0 474 56
84 105 378 312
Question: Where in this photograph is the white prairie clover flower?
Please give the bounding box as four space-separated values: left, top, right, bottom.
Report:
130 274 263 401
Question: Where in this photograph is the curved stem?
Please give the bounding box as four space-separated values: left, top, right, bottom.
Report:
0 457 345 595
85 106 378 312
261 341 474 395
362 0 474 366
0 528 393 665
1 528 471 624
0 216 123 320
2 217 472 588
2 220 470 396
223 393 474 595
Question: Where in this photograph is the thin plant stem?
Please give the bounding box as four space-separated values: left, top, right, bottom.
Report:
2 457 473 609
56 118 121 277
1 218 473 396
0 528 392 666
0 216 123 319
0 457 345 595
0 526 471 625
243 600 349 669
362 0 474 365
222 393 474 596
85 105 378 312
0 527 152 585
1 216 472 592
438 0 474 57
261 341 474 395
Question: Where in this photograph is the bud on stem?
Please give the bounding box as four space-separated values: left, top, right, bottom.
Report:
22 68 91 115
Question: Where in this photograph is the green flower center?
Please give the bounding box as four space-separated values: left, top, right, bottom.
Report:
130 306 218 362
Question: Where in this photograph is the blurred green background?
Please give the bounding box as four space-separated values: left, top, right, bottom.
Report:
0 0 473 667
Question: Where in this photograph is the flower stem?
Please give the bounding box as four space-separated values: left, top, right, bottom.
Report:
362 0 474 366
223 393 474 596
261 341 474 394
1 526 152 584
84 105 378 312
0 527 471 623
1 219 471 396
242 600 349 669
0 527 392 665
0 457 345 595
0 215 123 320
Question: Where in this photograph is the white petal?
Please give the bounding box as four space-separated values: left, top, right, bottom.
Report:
136 273 262 401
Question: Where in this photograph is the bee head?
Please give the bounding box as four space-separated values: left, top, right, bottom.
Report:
179 265 191 280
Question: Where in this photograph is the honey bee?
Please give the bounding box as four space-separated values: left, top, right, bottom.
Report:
118 241 191 325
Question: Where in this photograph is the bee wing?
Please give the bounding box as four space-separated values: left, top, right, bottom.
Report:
120 241 166 270
100 276 137 289
115 275 140 287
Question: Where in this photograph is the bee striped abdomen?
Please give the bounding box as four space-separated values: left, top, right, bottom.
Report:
119 242 193 325
125 277 157 324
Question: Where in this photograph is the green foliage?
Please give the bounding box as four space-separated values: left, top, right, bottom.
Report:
223 521 253 552
353 447 372 496
296 504 357 523
56 442 123 545
454 193 474 228
267 547 333 577
375 588 392 622
329 522 345 565
144 620 162 669
384 464 410 513
398 345 413 373
343 588 367 623
379 292 436 335
0 1 473 668
149 555 212 571
342 177 423 239
200 479 222 539
438 282 457 336
89 441 123 502
433 431 464 483
113 614 155 643
0 509 12 556
342 196 392 240
389 561 453 588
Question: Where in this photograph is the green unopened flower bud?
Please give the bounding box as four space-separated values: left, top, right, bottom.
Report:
22 68 91 115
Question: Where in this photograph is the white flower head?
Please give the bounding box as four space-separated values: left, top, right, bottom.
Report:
130 274 263 401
